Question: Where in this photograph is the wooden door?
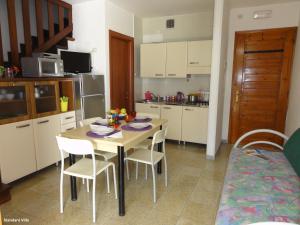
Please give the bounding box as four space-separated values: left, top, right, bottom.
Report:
109 30 134 113
229 27 297 145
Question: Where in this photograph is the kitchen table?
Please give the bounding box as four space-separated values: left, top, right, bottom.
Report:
60 118 167 216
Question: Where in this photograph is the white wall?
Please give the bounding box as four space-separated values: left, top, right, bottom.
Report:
68 0 106 75
138 77 210 100
206 0 229 159
142 12 214 43
134 16 143 100
222 2 300 140
285 14 300 136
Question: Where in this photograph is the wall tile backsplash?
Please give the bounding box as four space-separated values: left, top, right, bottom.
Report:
135 76 210 99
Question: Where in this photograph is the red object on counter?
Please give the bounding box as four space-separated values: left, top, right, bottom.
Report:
144 91 153 101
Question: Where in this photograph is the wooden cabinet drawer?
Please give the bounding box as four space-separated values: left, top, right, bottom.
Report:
60 111 76 125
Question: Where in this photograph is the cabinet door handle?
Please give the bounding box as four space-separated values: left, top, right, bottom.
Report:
150 106 159 109
16 124 30 129
155 74 163 77
163 107 171 110
190 62 199 65
184 108 193 111
65 116 74 120
66 127 75 131
167 74 176 77
38 120 49 124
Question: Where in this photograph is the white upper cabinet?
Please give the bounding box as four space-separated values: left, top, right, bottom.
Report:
166 42 187 78
187 40 212 75
140 43 167 78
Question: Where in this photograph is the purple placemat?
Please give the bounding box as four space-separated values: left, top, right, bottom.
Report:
121 124 152 131
134 118 152 123
86 130 119 138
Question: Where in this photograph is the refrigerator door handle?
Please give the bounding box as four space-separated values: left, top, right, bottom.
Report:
81 94 104 98
81 97 85 120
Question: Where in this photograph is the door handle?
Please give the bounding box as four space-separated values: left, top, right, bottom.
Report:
184 108 193 111
168 74 176 77
163 107 171 110
38 120 49 124
65 116 74 120
16 124 30 129
66 127 75 131
155 74 163 77
190 62 199 65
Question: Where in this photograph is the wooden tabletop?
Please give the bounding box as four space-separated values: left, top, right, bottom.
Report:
60 119 167 153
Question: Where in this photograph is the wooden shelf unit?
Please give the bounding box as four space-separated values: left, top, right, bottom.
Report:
0 78 75 125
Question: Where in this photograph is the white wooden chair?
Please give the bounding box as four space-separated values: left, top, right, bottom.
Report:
79 117 118 192
56 136 117 223
124 129 168 203
134 112 160 150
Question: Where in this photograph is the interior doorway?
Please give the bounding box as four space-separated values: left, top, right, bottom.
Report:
229 27 297 145
109 30 134 113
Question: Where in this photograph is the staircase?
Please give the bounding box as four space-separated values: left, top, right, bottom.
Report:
0 0 74 68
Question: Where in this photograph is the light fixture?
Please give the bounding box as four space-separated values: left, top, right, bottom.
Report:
253 10 272 19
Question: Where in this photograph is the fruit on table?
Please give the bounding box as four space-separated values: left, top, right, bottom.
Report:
120 108 127 114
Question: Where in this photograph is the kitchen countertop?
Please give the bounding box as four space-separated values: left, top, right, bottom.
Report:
136 100 209 108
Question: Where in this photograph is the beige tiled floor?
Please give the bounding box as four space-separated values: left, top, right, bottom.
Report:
1 142 231 225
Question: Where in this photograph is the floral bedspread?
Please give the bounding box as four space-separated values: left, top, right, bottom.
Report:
215 147 300 225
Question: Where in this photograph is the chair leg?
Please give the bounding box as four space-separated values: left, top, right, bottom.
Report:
106 168 110 193
164 156 168 187
112 164 118 199
92 179 96 223
151 165 156 203
125 152 130 180
126 159 130 180
145 164 148 180
86 179 89 192
136 162 139 180
60 172 64 213
82 178 85 184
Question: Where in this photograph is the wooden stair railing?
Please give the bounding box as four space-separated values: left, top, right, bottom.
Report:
35 0 73 53
0 13 3 65
1 0 73 67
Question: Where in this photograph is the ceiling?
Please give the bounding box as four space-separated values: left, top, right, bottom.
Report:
65 0 300 18
104 0 213 17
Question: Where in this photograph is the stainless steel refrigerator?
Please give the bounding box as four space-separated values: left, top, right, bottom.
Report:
73 74 105 126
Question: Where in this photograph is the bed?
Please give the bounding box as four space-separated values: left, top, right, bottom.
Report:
215 129 300 225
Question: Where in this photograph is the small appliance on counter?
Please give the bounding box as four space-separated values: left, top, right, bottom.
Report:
21 53 64 77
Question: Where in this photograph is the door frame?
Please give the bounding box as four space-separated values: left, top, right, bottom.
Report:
228 27 297 144
109 30 134 113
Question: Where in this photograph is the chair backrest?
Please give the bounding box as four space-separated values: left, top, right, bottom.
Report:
56 136 94 156
136 112 159 119
79 117 103 127
150 129 167 162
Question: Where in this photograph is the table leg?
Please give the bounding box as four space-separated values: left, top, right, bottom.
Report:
69 154 77 201
157 125 162 174
118 146 125 216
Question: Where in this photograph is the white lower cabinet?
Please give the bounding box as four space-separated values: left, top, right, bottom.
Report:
135 103 161 118
33 114 61 170
182 107 208 144
161 105 182 141
0 120 37 183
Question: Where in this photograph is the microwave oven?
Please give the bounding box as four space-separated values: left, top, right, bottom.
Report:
21 53 64 77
